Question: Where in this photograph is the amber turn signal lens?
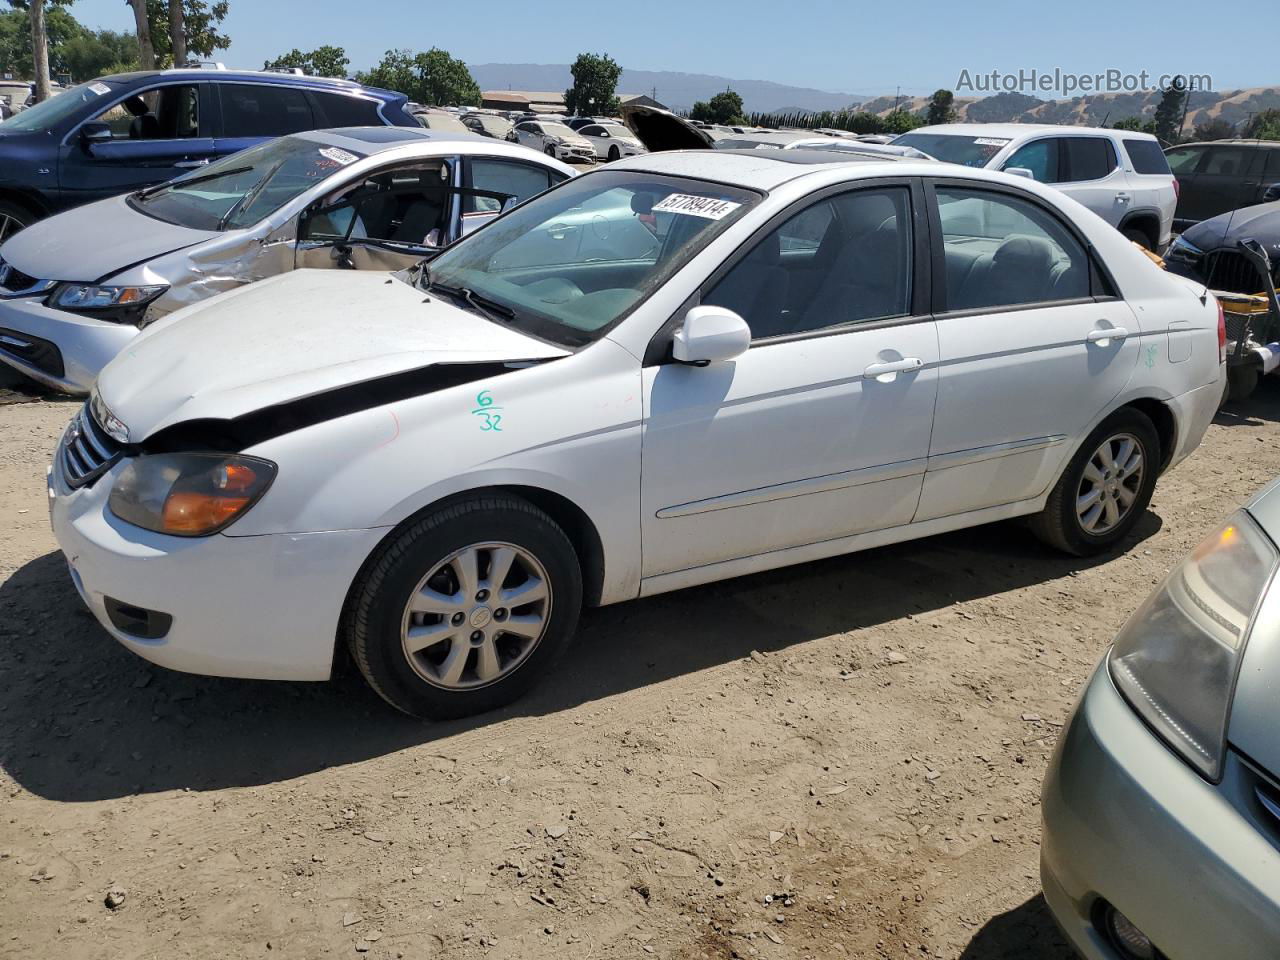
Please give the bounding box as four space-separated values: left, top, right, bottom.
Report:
161 492 252 533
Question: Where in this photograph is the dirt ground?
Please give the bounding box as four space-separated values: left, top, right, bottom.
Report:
4 371 1280 960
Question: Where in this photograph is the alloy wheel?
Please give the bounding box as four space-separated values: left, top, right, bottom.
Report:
0 211 26 243
1076 433 1144 535
400 541 552 690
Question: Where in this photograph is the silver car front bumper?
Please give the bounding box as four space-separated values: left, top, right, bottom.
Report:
1041 664 1280 959
0 295 137 394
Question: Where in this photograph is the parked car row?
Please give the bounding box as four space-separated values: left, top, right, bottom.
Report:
4 69 1272 959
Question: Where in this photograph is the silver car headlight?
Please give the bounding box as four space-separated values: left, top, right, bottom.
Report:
1109 511 1278 780
49 283 168 322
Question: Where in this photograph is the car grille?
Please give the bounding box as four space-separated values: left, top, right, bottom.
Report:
60 401 123 489
1205 250 1280 295
0 257 48 296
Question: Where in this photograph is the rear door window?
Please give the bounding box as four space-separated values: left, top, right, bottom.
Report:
310 92 382 127
1123 139 1171 175
1201 146 1253 177
219 83 314 138
466 159 556 214
1060 137 1117 182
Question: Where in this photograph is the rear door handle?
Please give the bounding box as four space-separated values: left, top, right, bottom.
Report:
173 158 210 168
863 357 924 379
1087 327 1129 343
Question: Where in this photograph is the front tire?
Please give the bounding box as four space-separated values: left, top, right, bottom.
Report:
608 145 620 161
0 199 34 241
345 495 582 719
545 144 557 157
1029 409 1160 556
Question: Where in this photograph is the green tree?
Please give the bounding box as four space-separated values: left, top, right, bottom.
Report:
564 51 621 116
1244 108 1280 141
925 88 956 125
691 90 746 125
1111 116 1152 132
145 0 229 67
882 110 924 135
58 27 135 78
354 47 479 106
1192 117 1236 141
264 44 348 78
845 110 885 134
1153 76 1188 144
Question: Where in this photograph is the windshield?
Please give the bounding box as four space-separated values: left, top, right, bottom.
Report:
422 170 759 347
128 135 367 231
599 124 632 138
892 132 1009 167
0 78 119 133
541 123 575 138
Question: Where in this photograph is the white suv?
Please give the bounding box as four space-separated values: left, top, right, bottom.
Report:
895 124 1177 251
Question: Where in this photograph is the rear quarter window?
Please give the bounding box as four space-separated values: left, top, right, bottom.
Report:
1123 139 1171 175
312 93 382 127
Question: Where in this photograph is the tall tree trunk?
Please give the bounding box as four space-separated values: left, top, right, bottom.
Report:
128 0 156 70
29 0 50 103
168 0 186 67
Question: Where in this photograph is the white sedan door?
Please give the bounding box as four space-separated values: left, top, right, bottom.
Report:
640 184 940 580
915 182 1141 521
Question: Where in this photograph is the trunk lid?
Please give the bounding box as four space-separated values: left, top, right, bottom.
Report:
620 104 716 152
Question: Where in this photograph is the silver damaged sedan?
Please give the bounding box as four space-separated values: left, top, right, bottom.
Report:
1041 481 1280 959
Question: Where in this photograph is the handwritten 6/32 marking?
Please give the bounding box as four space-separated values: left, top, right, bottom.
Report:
472 390 503 432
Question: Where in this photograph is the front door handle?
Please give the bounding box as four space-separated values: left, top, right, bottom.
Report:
174 158 210 168
1087 326 1129 344
863 357 924 380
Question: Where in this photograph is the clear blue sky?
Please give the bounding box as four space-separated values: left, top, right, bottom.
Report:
66 0 1276 97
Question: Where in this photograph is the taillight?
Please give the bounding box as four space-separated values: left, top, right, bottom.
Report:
1173 177 1181 200
1217 297 1227 364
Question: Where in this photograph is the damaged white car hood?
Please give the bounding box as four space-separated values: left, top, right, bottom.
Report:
96 269 569 442
0 194 216 281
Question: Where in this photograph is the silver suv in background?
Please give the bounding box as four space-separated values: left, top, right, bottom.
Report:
894 124 1177 251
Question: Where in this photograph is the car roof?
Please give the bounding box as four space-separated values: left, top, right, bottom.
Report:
1172 139 1280 148
99 68 399 100
292 126 495 152
909 123 1153 140
609 148 913 190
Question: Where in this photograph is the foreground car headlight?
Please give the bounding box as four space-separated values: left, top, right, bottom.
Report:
108 453 276 536
1109 512 1277 780
49 283 168 322
1165 235 1205 265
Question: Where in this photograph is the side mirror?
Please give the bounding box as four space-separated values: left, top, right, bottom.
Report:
1004 166 1035 180
672 306 751 365
1264 182 1280 204
80 121 112 146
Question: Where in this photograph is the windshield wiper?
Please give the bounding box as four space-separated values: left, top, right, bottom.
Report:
425 276 516 323
134 165 254 201
216 159 283 230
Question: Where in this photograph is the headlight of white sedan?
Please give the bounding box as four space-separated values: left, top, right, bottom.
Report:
1109 512 1278 780
108 453 276 537
49 283 168 323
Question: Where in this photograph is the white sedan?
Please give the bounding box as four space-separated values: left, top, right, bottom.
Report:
509 120 596 163
50 150 1224 718
576 122 646 161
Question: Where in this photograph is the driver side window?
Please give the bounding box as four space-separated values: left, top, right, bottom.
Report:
304 162 455 248
87 84 201 140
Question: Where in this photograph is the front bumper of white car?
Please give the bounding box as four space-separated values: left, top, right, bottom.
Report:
0 295 139 394
48 429 388 681
555 143 596 162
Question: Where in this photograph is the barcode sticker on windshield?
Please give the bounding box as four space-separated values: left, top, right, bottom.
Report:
319 146 358 166
652 194 742 220
973 137 1011 146
88 82 111 96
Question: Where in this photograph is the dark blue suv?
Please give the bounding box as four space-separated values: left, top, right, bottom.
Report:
0 68 418 236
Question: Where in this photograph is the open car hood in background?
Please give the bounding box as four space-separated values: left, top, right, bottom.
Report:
620 104 717 152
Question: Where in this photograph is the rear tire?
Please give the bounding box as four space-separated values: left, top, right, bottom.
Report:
1227 363 1260 403
1029 408 1160 556
345 494 582 719
1123 227 1153 250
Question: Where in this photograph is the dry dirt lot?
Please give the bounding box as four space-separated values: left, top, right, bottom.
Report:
3 373 1280 960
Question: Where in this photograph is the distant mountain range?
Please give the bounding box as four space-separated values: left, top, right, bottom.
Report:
466 63 868 115
467 63 1280 131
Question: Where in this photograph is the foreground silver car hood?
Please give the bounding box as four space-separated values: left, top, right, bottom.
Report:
1 194 217 281
96 269 569 442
